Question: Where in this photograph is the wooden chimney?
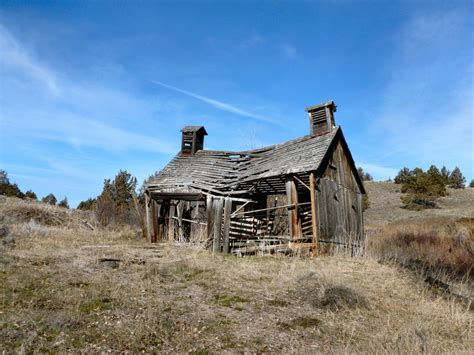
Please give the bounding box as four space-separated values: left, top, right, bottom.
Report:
181 126 207 155
305 101 337 136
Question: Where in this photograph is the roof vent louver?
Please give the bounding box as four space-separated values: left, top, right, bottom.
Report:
180 126 207 155
305 101 337 136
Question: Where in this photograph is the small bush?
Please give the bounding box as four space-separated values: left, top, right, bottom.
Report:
469 180 474 188
41 194 57 206
58 197 69 209
24 190 37 200
77 198 96 210
400 166 447 210
367 220 474 279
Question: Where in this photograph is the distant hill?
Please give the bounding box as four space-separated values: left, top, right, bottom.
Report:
364 181 474 227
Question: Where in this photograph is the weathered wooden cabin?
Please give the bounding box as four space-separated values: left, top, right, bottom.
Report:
144 101 365 256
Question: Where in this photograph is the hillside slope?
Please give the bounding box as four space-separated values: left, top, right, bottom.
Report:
1 195 473 352
364 182 474 227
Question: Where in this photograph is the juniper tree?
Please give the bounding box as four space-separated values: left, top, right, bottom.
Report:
448 167 466 189
58 197 69 209
41 193 57 206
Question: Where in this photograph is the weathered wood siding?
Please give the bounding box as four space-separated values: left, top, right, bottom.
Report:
316 140 364 254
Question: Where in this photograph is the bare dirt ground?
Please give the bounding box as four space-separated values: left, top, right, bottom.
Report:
1 194 473 353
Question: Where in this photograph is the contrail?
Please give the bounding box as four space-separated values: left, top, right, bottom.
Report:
151 80 277 124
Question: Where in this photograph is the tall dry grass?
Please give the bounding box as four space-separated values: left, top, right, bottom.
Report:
1 196 473 352
367 218 474 280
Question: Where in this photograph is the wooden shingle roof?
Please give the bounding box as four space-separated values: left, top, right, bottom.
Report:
146 127 340 195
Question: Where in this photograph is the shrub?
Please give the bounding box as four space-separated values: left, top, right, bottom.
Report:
41 194 57 206
0 182 24 198
469 180 474 188
448 167 465 189
24 190 37 200
58 197 69 209
362 194 370 211
0 170 25 198
367 220 474 279
400 167 447 210
394 167 412 184
77 198 97 210
357 167 373 182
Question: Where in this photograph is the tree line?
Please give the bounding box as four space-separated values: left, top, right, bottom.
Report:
0 170 69 208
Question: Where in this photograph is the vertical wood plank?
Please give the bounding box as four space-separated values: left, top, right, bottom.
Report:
222 197 232 253
206 195 214 243
151 200 158 243
285 177 301 240
176 201 184 241
212 198 224 252
144 193 152 242
309 173 319 256
168 202 176 242
156 203 162 241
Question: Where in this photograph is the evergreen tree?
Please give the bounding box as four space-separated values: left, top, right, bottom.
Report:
24 190 37 199
96 170 138 226
400 167 447 210
440 166 450 185
357 167 373 181
448 167 466 189
394 167 412 184
58 197 69 209
77 198 97 210
41 193 57 205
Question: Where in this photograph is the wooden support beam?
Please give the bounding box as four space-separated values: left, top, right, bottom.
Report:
168 202 176 242
309 172 319 256
176 201 184 241
285 177 301 240
206 195 214 243
212 198 224 252
151 200 158 243
156 203 163 241
222 197 232 253
145 193 152 242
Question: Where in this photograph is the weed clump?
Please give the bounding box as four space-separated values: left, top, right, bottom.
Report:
295 272 369 311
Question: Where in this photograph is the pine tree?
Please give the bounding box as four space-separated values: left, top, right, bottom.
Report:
394 167 412 184
24 190 37 199
440 166 450 185
448 167 466 189
41 193 57 205
58 197 69 209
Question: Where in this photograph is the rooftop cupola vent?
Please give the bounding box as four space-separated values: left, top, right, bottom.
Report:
305 100 337 136
181 126 207 155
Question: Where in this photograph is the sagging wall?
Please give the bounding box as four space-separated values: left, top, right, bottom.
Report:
315 140 364 254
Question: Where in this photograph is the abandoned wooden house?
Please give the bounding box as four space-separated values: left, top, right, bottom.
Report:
144 100 366 256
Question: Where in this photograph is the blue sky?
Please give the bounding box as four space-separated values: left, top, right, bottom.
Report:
1 0 473 207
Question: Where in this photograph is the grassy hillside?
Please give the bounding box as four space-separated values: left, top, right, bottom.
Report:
1 192 473 353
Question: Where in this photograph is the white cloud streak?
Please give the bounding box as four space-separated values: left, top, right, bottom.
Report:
151 80 278 124
370 8 474 178
0 25 59 95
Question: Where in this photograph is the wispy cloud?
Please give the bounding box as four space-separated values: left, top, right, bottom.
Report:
281 43 297 59
239 34 266 49
0 24 59 95
151 80 278 124
370 8 473 177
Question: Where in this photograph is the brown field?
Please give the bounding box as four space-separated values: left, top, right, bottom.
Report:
1 186 473 353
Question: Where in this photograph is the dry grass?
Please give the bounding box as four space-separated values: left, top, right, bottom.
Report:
1 196 473 353
367 218 474 279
